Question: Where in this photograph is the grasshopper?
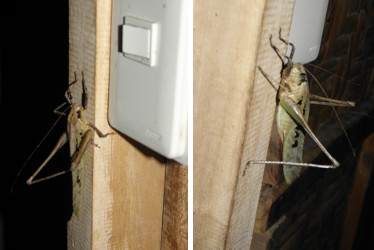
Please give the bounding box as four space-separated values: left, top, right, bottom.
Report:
243 29 355 184
25 72 112 218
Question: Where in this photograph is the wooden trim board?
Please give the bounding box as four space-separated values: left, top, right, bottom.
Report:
68 1 166 249
340 133 374 250
161 161 188 249
194 0 295 248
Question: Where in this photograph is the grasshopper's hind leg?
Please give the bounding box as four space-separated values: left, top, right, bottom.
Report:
242 160 337 177
27 133 69 184
310 94 355 107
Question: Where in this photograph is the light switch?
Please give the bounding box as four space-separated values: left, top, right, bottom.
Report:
109 1 188 165
121 16 158 67
287 0 329 63
122 25 151 58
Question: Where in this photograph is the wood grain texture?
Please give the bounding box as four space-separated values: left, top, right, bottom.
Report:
193 0 266 247
226 0 295 246
193 0 295 248
68 1 97 248
250 216 286 250
68 0 166 249
161 161 188 249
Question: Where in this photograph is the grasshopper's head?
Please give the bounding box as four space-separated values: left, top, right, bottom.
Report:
68 103 82 124
283 62 304 76
291 63 305 72
281 62 307 91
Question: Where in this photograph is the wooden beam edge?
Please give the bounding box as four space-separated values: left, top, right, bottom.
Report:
226 0 296 249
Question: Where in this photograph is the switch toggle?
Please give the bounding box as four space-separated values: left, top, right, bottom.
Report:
121 16 158 66
122 25 151 58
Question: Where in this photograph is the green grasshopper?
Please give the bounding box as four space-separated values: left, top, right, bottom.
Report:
243 30 355 184
25 72 111 218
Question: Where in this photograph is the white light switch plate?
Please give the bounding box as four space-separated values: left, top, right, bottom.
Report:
108 0 188 165
287 0 329 64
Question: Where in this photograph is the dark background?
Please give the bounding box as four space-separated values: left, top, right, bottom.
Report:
0 1 70 249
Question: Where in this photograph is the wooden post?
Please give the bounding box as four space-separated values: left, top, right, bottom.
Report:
68 1 166 248
340 133 374 250
161 162 188 249
194 0 295 248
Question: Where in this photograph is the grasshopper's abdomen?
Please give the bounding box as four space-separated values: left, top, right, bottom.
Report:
277 63 310 183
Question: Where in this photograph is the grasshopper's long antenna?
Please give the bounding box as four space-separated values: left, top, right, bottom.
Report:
304 67 357 160
305 63 343 79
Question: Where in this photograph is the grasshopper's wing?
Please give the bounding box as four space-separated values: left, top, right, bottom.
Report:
282 123 306 183
280 96 339 171
278 94 309 184
70 129 92 219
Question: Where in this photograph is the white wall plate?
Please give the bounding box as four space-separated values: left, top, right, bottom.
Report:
109 0 188 165
287 0 329 64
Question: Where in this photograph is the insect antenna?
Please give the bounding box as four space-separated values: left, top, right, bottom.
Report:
304 67 357 160
305 63 343 79
348 110 374 119
10 105 71 195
